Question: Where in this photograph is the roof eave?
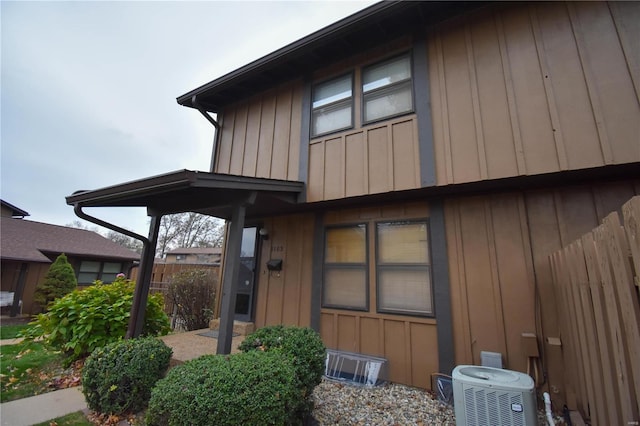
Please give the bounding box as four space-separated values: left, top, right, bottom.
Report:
175 0 405 109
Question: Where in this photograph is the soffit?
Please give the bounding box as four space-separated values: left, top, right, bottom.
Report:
176 1 488 112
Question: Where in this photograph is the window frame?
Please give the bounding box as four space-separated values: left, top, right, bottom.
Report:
77 260 124 285
361 52 415 125
374 219 434 317
310 72 355 138
321 223 369 311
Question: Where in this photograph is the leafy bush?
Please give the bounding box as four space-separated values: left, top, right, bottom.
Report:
33 253 77 310
239 325 326 416
167 269 216 331
22 277 170 362
82 337 172 415
146 351 298 426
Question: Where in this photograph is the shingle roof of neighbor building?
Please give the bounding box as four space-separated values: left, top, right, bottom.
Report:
0 217 140 263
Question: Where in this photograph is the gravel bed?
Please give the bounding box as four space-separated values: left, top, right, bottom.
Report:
311 379 456 425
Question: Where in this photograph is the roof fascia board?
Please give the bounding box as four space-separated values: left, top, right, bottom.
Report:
66 170 304 208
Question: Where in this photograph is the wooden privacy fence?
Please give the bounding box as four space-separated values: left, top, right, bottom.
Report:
549 196 640 425
132 263 220 317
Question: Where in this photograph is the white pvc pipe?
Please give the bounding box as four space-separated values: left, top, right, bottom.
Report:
543 392 554 426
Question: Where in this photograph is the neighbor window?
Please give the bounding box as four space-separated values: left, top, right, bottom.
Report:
78 261 123 285
322 224 367 310
376 221 432 315
311 74 353 137
362 54 413 123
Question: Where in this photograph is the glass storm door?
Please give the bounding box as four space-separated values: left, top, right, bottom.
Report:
234 227 258 322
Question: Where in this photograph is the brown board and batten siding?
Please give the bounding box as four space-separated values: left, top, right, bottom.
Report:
253 213 314 329
445 179 640 408
252 202 439 389
429 1 640 186
320 202 438 389
214 80 303 181
307 116 421 202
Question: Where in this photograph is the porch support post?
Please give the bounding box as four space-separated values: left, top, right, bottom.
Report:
126 213 161 338
217 193 256 354
10 263 28 317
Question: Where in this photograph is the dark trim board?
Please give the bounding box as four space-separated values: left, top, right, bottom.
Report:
412 38 436 188
298 76 312 203
310 211 325 332
429 199 455 374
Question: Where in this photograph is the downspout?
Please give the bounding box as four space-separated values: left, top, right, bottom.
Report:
73 204 148 243
72 204 160 338
191 95 221 172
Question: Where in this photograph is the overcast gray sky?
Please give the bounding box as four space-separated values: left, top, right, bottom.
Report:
1 0 375 236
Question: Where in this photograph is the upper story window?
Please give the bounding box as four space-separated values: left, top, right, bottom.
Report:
362 54 413 123
311 73 353 137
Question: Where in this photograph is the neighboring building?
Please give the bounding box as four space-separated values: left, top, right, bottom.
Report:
66 1 639 419
0 204 140 314
165 247 222 265
1 200 29 219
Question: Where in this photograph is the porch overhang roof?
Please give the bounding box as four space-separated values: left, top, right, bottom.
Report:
65 169 304 220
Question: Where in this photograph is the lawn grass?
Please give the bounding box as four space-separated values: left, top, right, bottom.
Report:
0 342 63 402
32 411 93 426
0 323 30 339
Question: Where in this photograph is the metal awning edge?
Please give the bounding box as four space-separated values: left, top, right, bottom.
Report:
65 169 304 208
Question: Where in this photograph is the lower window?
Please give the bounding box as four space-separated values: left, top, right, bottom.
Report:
322 224 368 310
78 261 123 285
321 220 433 316
376 221 432 315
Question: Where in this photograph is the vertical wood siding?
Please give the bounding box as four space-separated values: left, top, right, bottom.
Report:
307 116 421 202
253 203 439 389
445 179 640 409
0 262 50 314
430 2 640 186
214 81 303 181
319 202 438 389
253 213 314 328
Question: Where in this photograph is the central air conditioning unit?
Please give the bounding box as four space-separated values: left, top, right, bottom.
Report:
453 365 537 426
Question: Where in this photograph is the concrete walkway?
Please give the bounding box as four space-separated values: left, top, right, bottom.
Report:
0 387 86 426
0 328 244 425
0 338 23 346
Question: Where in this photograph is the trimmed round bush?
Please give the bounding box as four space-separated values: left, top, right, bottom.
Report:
239 325 326 395
22 277 171 362
82 337 173 415
146 351 298 426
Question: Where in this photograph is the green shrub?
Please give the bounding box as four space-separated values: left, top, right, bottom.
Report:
82 337 172 415
146 351 298 426
167 269 216 331
22 277 170 362
33 253 77 310
239 325 326 416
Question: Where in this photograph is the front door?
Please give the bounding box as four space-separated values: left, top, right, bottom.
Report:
234 227 258 322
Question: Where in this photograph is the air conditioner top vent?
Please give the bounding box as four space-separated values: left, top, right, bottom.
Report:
453 365 534 391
